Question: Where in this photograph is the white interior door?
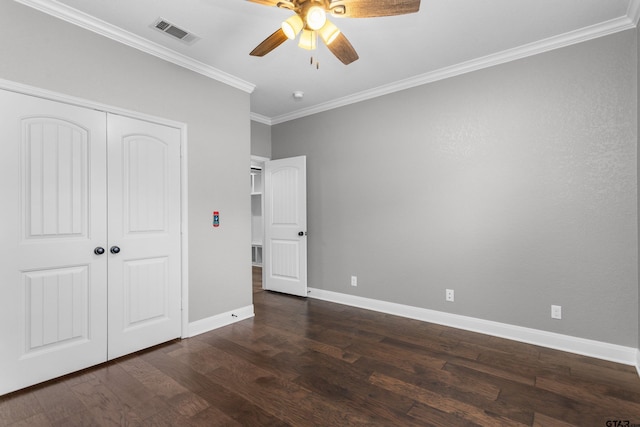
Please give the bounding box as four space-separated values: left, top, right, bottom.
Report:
106 114 182 360
0 90 108 395
263 156 307 296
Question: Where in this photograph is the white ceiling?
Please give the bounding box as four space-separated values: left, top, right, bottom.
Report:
16 0 640 124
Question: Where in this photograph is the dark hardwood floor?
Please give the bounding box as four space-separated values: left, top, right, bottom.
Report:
1 266 639 426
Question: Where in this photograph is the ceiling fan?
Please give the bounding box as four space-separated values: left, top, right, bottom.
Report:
248 0 421 65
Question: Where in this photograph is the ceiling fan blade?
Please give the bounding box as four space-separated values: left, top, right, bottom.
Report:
250 28 289 57
330 0 420 18
325 32 359 65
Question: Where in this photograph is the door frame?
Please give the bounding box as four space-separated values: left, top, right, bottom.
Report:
0 78 190 338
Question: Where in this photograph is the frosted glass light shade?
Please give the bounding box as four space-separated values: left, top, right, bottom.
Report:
282 15 303 39
298 29 317 50
306 5 326 30
319 20 340 45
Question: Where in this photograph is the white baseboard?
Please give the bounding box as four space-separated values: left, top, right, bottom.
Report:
185 304 254 338
308 288 638 368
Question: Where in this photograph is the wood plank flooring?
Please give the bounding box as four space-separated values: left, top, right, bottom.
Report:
1 266 639 426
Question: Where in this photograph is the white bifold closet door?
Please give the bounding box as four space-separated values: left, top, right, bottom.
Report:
106 114 182 360
0 90 182 395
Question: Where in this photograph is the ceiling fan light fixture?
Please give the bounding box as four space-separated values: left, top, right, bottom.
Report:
319 20 340 45
306 5 327 30
298 29 317 50
282 14 303 39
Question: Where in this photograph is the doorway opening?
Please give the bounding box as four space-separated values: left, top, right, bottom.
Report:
250 155 307 297
251 155 268 293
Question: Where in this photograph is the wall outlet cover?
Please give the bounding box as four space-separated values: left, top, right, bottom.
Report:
446 289 454 302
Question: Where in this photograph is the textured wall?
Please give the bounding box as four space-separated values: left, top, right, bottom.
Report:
273 29 638 347
0 1 252 322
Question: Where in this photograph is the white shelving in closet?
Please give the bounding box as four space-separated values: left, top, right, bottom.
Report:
251 159 265 266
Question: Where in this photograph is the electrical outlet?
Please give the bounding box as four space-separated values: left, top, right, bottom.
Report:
551 305 562 320
351 276 357 287
446 289 454 302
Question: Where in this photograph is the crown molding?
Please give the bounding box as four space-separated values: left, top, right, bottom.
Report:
250 112 272 125
14 0 637 121
269 10 639 125
13 0 256 94
629 0 640 25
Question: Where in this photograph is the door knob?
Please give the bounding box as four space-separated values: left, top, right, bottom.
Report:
94 247 105 255
110 246 121 254
298 231 306 236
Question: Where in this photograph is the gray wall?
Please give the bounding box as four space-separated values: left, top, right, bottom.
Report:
251 120 272 158
273 29 638 347
0 1 252 323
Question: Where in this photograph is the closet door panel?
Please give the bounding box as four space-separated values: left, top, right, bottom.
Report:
0 90 108 396
107 114 182 360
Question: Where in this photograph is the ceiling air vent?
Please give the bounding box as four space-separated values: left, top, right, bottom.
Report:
151 18 199 45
